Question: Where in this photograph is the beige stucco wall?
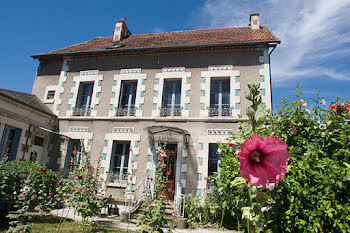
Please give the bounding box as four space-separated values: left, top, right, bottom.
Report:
31 47 271 198
0 95 57 164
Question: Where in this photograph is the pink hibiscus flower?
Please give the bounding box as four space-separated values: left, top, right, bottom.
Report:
238 134 290 188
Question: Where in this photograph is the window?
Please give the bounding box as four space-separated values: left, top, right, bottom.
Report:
74 82 94 116
161 79 182 116
0 125 22 161
209 78 230 117
116 81 137 116
34 136 44 147
46 90 55 99
109 141 130 181
208 143 221 176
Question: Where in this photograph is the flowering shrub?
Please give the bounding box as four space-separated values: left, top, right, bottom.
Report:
0 161 58 211
210 84 350 232
0 161 58 232
62 145 106 221
138 144 171 232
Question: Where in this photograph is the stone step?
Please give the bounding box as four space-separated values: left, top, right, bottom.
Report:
129 218 141 225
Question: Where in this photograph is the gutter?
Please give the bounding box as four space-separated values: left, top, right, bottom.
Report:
32 40 281 59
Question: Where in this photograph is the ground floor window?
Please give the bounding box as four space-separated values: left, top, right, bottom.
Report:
63 139 82 171
109 141 130 181
0 125 22 161
208 143 221 176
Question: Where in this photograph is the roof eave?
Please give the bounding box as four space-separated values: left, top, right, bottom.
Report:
31 40 280 59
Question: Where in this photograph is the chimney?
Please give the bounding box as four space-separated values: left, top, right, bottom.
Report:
113 17 131 42
249 13 260 30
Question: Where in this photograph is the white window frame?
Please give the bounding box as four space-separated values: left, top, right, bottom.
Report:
109 69 146 117
200 66 240 118
67 71 103 117
43 85 58 104
153 68 191 117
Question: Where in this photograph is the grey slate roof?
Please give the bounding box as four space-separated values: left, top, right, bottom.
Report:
0 88 55 116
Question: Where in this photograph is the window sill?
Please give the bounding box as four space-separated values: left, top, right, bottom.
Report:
106 182 128 188
44 99 55 104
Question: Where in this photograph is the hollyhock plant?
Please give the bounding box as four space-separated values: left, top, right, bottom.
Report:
300 99 307 106
238 134 290 188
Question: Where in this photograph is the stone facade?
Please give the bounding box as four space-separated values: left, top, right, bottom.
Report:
31 47 273 199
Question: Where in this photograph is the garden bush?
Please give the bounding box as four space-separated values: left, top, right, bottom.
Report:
209 85 350 232
0 161 58 212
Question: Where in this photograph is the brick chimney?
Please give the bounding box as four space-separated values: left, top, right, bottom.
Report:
113 17 131 42
249 13 260 30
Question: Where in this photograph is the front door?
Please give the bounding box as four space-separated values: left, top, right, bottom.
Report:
164 144 177 201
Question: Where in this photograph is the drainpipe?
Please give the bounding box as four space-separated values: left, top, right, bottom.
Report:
22 124 32 160
268 43 278 110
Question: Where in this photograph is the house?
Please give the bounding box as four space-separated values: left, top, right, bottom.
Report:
30 13 280 200
0 88 58 166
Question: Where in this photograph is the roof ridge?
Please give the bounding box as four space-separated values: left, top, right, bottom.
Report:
130 26 255 37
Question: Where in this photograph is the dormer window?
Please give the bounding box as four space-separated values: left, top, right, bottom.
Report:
73 82 94 116
161 79 182 117
116 80 137 116
209 77 230 117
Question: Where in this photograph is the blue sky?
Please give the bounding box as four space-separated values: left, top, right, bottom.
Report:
1 0 349 106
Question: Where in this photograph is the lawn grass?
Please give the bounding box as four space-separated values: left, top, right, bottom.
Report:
2 215 135 233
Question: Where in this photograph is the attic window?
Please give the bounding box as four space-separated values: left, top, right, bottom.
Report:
107 44 124 49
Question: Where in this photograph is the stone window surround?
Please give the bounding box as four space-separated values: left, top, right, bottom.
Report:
53 60 69 115
197 130 232 197
58 130 93 169
152 68 191 117
67 72 103 117
109 69 147 117
101 128 141 187
200 66 240 118
43 85 58 104
259 49 271 109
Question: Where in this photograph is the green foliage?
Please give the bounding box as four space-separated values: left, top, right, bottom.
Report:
138 144 171 232
183 194 201 227
0 161 57 207
0 161 58 232
63 145 106 221
210 84 350 232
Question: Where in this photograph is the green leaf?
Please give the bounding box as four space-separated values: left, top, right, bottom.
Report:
255 192 274 204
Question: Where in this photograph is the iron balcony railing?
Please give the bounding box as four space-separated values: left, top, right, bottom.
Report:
106 171 128 183
115 106 136 117
72 106 92 116
208 106 232 117
159 106 182 117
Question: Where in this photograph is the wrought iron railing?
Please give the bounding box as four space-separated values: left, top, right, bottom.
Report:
115 106 136 117
208 106 232 117
159 106 182 117
174 182 186 217
72 106 91 116
106 171 128 183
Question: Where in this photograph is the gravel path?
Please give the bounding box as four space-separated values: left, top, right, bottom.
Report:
50 208 239 233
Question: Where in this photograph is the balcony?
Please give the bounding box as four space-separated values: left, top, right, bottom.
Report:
73 106 91 116
115 106 136 117
106 171 128 187
208 106 232 117
160 106 182 117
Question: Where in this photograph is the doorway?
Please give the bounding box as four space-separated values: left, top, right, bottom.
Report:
163 144 177 201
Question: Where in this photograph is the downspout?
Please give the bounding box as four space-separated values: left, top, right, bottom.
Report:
22 124 32 160
268 43 278 110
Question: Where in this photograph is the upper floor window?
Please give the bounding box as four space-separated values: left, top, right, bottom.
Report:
116 81 137 116
208 143 221 176
74 82 94 116
109 141 130 181
161 79 182 117
46 90 55 100
209 78 230 117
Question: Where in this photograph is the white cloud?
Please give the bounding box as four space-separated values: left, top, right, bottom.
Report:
152 27 165 33
191 0 350 85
